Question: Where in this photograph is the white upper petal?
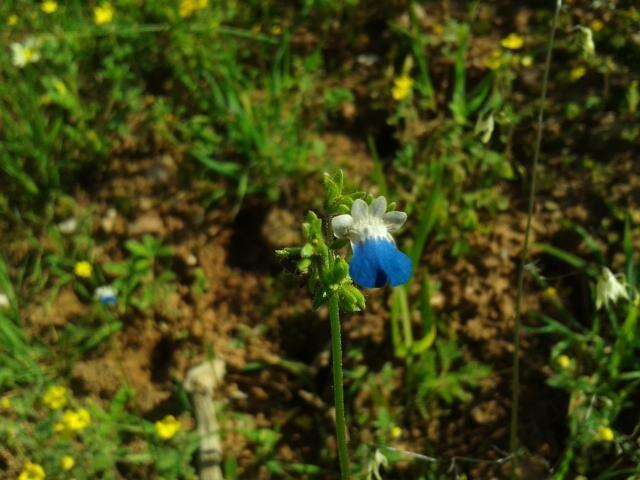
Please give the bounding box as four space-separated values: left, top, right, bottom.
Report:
351 199 368 222
383 211 407 232
369 196 387 218
331 214 354 239
339 198 408 244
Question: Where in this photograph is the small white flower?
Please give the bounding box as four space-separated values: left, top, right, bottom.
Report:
94 285 117 306
11 38 41 68
0 293 10 309
595 267 628 310
356 53 379 67
576 26 595 58
475 113 495 144
332 197 411 289
57 218 77 235
366 449 388 480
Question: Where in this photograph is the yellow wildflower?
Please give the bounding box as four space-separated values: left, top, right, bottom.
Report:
521 55 533 67
390 425 402 439
7 14 18 26
155 415 181 440
56 408 91 434
557 355 571 369
391 75 414 102
596 426 614 443
590 19 604 32
179 0 194 18
179 0 208 18
0 396 11 411
60 455 75 471
570 66 586 82
41 1 58 13
18 461 45 480
94 4 114 26
271 25 283 36
43 385 67 410
484 50 502 70
74 261 92 278
501 33 524 50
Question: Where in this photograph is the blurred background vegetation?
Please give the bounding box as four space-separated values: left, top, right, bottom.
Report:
1 0 640 479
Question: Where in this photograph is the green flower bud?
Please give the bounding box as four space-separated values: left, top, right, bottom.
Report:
331 259 349 283
301 243 314 258
298 258 312 273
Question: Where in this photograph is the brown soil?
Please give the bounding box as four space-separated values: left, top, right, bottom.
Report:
12 129 587 479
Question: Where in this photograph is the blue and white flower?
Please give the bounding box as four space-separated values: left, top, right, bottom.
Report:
94 285 117 306
332 197 412 289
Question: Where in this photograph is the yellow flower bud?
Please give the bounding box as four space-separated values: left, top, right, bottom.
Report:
557 355 571 369
521 55 533 67
570 66 587 82
60 455 75 471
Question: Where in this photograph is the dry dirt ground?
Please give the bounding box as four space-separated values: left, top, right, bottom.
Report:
12 125 639 478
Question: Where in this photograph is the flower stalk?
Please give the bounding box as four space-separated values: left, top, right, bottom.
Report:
329 293 350 479
277 171 410 479
510 0 562 472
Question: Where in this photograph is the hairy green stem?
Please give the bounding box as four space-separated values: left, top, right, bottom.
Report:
510 0 562 469
329 293 350 479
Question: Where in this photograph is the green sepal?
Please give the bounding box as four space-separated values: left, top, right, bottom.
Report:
298 258 312 274
339 284 366 313
330 259 349 283
300 243 314 258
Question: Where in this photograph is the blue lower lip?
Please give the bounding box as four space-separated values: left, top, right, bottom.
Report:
349 238 412 289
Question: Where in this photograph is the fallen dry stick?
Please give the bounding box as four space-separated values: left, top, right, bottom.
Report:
185 360 226 480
